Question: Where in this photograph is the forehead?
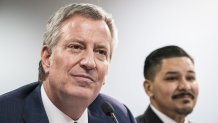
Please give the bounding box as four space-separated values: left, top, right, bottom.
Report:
159 57 195 73
61 15 111 40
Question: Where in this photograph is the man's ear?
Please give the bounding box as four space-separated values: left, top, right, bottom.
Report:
41 46 51 73
143 79 154 97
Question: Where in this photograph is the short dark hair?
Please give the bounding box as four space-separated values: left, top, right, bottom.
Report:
143 45 194 81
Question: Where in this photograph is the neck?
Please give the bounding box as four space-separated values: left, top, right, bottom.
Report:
171 115 185 123
57 101 86 120
160 108 186 123
151 102 186 123
43 82 88 120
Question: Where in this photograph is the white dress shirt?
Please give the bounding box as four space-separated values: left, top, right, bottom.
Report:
41 85 88 123
150 104 189 123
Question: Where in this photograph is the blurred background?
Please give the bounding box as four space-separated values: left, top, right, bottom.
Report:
0 0 218 122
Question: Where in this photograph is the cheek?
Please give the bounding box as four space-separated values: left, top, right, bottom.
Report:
192 83 199 96
97 62 109 80
154 84 175 98
51 54 72 70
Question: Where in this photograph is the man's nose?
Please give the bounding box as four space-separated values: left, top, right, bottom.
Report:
178 79 191 91
80 50 96 70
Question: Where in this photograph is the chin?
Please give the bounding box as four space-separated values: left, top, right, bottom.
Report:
175 105 194 115
76 89 96 99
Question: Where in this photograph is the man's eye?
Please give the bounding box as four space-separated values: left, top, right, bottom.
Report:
186 76 196 82
165 76 178 81
96 49 108 56
95 49 109 61
67 44 84 53
68 44 82 49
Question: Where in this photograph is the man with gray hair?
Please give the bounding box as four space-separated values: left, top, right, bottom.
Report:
0 3 136 123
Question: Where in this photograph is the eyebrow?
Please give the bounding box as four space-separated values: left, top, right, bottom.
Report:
165 71 179 75
65 38 85 43
65 38 110 51
187 70 195 74
95 44 109 49
165 70 195 75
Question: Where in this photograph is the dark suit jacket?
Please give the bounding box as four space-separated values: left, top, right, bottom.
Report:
0 82 136 123
136 106 163 123
136 106 192 123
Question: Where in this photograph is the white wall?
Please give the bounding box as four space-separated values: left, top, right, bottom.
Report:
1 0 218 122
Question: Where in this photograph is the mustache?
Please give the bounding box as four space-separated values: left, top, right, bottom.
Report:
172 91 194 100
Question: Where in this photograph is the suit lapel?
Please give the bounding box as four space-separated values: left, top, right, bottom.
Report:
88 94 114 123
22 84 49 123
144 106 163 123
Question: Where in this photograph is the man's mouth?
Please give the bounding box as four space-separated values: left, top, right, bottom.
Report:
72 74 95 83
172 92 194 100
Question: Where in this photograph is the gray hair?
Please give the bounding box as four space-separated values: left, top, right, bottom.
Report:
38 3 118 83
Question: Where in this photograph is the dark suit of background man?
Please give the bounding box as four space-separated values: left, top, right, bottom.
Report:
0 3 136 123
136 45 199 123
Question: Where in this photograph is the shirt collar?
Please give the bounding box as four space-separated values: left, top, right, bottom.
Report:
150 104 189 123
41 85 88 123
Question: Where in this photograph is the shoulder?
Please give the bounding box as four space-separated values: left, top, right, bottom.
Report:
136 113 146 123
97 93 124 107
0 82 43 122
0 82 40 104
89 93 136 123
136 106 163 123
93 93 128 112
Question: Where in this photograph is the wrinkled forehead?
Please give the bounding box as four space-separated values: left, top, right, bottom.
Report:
60 15 111 42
